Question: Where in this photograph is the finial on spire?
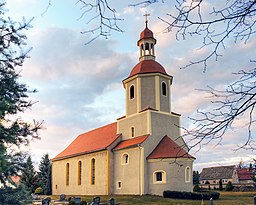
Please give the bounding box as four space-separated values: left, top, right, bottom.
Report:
144 13 150 28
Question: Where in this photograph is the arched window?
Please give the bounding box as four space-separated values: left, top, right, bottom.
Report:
131 126 135 137
185 166 191 182
66 163 69 186
153 170 166 184
122 153 129 165
91 158 95 185
145 43 150 55
130 85 135 99
162 82 167 96
78 161 82 185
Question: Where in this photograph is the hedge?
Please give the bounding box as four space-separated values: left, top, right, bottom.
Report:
163 190 220 200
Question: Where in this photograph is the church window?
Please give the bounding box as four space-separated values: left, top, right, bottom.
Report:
153 170 166 184
121 153 129 165
117 181 122 189
130 85 135 99
66 163 70 186
156 172 162 181
91 158 96 185
55 185 58 189
161 82 167 96
78 161 82 185
130 126 135 137
185 166 191 182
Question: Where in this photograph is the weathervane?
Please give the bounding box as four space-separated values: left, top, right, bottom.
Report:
144 12 150 27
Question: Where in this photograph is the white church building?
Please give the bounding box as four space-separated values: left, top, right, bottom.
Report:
52 21 195 196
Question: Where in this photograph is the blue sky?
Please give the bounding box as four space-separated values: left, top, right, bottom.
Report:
6 0 256 171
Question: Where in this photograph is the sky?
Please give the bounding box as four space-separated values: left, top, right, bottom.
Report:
5 0 256 171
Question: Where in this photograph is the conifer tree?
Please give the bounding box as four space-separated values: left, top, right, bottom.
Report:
0 2 41 204
0 1 40 187
219 179 223 191
21 155 39 193
38 154 52 195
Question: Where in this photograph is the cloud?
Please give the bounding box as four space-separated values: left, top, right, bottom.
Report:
19 27 133 161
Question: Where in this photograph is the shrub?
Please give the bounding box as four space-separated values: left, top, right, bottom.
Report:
225 181 234 191
34 187 43 195
193 184 201 192
68 200 76 205
163 190 220 200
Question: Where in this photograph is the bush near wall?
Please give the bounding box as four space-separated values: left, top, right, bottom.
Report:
163 190 220 200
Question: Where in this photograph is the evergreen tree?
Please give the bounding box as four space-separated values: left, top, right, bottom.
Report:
45 163 52 195
219 179 223 191
38 154 52 195
0 1 40 186
193 171 200 185
21 155 39 193
0 2 41 204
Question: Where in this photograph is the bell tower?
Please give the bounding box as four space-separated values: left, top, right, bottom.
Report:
122 20 173 117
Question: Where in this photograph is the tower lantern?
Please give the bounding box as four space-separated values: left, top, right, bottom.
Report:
137 15 156 61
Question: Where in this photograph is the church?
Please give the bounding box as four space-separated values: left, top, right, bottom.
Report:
52 20 195 196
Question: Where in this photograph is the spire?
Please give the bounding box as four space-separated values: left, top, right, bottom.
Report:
137 14 156 61
144 13 150 28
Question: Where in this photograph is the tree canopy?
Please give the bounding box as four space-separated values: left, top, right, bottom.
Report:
0 0 41 197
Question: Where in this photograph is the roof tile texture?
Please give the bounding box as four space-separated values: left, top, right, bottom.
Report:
147 136 194 159
237 168 254 180
53 122 119 161
200 165 236 180
140 27 154 39
129 60 167 78
113 135 149 151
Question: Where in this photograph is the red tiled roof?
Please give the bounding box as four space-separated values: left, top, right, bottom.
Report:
129 60 168 78
113 135 149 151
53 122 120 161
147 136 195 159
140 27 154 39
237 168 254 180
10 175 20 184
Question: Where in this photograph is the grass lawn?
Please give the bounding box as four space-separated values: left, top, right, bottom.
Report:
50 192 256 205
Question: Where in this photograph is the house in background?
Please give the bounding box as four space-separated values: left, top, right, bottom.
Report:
200 165 256 188
199 165 239 186
51 21 195 196
237 167 254 184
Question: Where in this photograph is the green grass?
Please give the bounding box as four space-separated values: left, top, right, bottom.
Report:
50 192 256 205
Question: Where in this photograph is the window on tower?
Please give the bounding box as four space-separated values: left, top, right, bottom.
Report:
130 85 135 99
162 82 167 96
131 126 135 137
121 153 129 165
145 43 150 55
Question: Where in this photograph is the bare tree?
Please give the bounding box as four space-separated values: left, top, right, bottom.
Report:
157 0 256 151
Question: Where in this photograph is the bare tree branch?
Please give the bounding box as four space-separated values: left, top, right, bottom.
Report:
183 62 256 151
76 0 123 44
160 0 256 71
